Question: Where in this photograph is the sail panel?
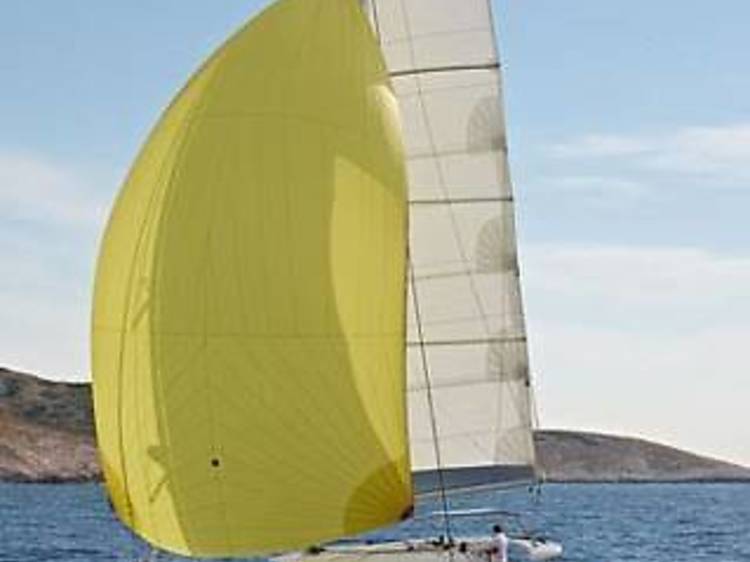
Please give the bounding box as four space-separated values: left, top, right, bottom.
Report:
364 0 537 490
371 0 497 73
92 0 411 557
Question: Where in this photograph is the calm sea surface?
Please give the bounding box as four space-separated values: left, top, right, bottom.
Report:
1 483 749 562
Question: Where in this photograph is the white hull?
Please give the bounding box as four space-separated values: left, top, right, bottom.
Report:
273 535 563 562
511 538 564 560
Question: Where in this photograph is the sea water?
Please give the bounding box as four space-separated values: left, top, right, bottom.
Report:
1 483 749 562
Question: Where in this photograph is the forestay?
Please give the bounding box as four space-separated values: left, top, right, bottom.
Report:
360 0 537 493
92 0 411 556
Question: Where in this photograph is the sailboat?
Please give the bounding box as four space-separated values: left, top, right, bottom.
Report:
91 0 561 559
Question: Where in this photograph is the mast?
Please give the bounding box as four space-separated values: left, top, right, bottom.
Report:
363 0 538 495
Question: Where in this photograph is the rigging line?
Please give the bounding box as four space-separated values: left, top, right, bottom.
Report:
529 380 543 481
408 258 453 542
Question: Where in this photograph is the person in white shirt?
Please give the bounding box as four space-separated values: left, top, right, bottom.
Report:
490 524 509 562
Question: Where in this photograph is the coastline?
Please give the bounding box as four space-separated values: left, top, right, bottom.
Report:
2 367 749 485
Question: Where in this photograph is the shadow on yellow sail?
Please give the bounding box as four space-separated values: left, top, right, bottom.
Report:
92 0 411 556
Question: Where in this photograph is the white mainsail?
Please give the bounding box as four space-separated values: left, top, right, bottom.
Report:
361 0 537 493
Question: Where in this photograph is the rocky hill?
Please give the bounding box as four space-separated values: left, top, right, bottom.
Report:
1 367 749 484
0 367 98 482
536 430 750 483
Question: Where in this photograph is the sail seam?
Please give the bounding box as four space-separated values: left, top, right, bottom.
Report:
391 62 500 78
407 336 526 347
410 196 513 205
380 26 491 44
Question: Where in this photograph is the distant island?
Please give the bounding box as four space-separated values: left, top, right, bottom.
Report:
1 366 749 484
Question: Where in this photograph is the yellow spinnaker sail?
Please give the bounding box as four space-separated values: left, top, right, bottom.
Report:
92 0 411 556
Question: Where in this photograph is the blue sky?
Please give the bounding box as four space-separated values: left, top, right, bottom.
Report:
1 1 748 466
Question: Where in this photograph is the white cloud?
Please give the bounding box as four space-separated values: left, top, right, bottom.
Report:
532 175 649 209
652 124 750 177
0 151 115 381
0 151 112 226
523 243 750 467
532 321 750 468
548 176 645 194
0 284 89 382
525 244 750 317
550 123 750 186
552 134 652 158
0 250 94 381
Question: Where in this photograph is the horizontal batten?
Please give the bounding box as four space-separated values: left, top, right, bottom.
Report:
390 62 501 79
407 336 526 348
409 196 513 206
